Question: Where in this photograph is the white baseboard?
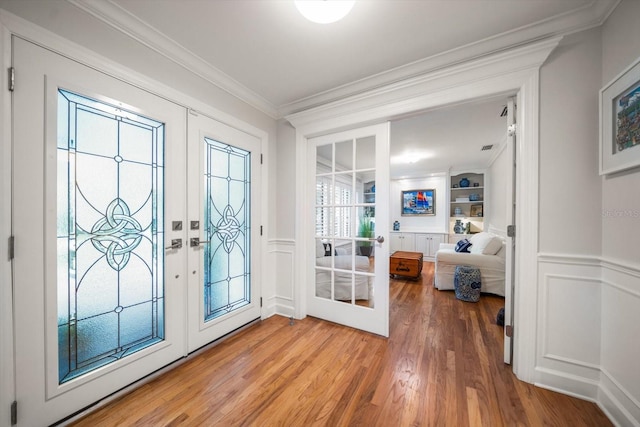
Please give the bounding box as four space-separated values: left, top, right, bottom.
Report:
534 366 600 401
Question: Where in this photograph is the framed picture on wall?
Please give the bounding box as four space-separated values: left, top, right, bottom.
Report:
401 189 435 216
470 204 483 217
600 55 640 175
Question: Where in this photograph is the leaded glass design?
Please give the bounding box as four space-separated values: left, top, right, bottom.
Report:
57 89 165 384
204 137 251 321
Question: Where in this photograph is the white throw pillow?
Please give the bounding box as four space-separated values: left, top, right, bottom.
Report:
316 239 325 258
469 232 503 255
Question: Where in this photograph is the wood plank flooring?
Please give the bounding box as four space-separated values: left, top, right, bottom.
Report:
68 262 612 426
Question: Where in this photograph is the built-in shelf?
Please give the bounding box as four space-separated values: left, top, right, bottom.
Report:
449 172 485 234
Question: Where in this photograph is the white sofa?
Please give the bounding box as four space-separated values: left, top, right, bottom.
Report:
315 240 371 300
434 232 506 296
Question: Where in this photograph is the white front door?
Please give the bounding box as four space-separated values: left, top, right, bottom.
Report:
11 37 188 426
186 113 262 352
308 123 390 337
11 37 263 425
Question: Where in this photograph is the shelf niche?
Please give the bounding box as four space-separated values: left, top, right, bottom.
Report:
450 172 485 235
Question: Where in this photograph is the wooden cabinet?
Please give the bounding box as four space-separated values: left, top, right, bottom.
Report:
390 232 415 253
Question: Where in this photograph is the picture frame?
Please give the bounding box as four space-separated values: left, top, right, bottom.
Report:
401 189 435 216
470 204 483 217
600 55 640 175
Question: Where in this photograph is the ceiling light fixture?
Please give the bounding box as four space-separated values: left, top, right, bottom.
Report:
295 0 355 24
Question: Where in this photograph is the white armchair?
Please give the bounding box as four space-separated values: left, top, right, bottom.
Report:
434 232 506 296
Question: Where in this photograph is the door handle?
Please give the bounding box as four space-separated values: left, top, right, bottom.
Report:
165 239 182 250
369 236 385 244
190 237 211 247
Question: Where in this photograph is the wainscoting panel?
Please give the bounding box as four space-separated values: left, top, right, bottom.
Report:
599 257 640 426
268 240 296 318
536 254 640 427
535 255 602 400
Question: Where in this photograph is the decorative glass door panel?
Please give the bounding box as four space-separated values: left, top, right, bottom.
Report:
187 113 261 352
56 89 165 383
203 137 251 321
13 37 187 426
310 124 389 337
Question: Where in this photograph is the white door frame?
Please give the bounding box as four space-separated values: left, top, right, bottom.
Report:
0 11 270 425
288 36 562 384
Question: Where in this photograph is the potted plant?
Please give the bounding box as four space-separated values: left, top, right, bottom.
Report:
357 216 374 257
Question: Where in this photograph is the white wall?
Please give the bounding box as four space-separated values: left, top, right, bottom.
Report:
390 176 447 233
539 28 603 256
599 0 640 424
534 3 640 424
535 24 605 408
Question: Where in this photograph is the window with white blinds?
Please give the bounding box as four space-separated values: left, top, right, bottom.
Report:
316 175 355 237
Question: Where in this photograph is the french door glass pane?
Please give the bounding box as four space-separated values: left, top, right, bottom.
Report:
203 137 251 322
57 89 165 384
315 140 375 308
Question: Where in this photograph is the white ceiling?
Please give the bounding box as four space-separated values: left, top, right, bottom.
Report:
390 97 509 177
83 0 611 116
0 0 616 175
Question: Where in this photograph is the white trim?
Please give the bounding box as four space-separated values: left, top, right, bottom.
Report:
279 0 619 115
0 21 14 427
286 37 561 133
34 0 616 118
534 367 601 400
542 353 601 372
510 69 539 383
0 10 269 142
67 0 278 118
289 36 559 384
600 368 640 427
602 367 640 412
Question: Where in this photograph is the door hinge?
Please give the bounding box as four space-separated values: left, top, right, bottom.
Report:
8 67 15 92
260 297 263 308
507 225 515 238
10 400 16 425
507 123 517 137
260 225 263 236
8 235 14 260
260 153 263 165
505 325 513 338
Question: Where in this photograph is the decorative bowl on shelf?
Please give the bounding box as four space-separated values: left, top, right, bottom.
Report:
459 178 470 188
469 193 480 201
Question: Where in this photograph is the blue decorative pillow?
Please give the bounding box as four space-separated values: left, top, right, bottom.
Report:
455 239 472 253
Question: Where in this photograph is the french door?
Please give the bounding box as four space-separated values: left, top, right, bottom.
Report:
11 37 260 425
308 123 390 337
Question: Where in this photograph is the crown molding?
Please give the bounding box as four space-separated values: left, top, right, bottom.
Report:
66 0 618 120
285 36 562 134
67 0 279 119
279 0 619 116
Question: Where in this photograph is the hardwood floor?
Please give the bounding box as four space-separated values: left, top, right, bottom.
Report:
69 262 612 426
